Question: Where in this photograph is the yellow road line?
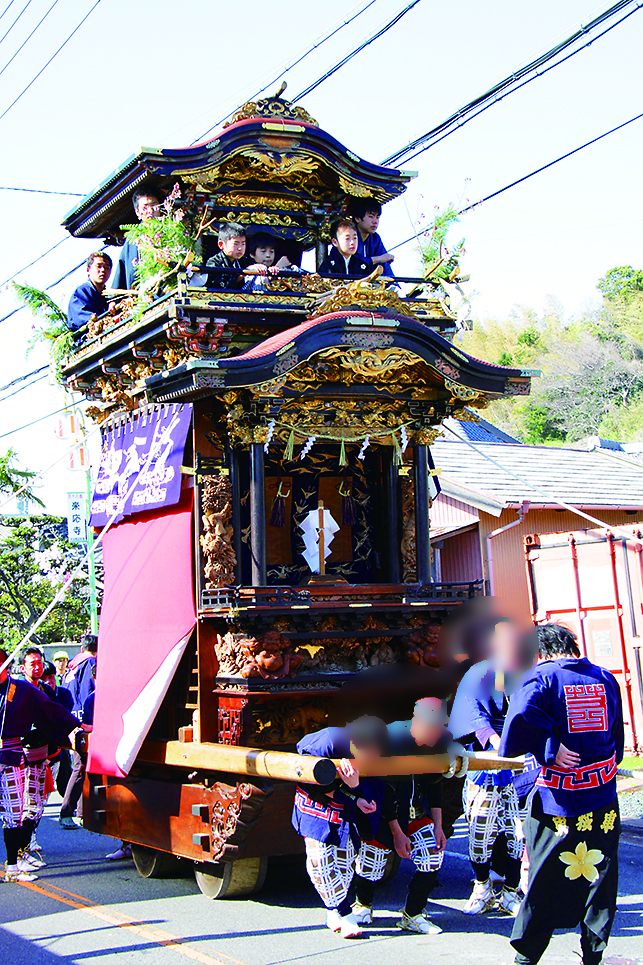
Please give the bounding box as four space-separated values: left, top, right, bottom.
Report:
2 874 248 965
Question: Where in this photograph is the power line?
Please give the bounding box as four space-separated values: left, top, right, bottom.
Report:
0 0 102 122
0 1 16 22
383 0 643 165
191 0 381 144
0 364 47 393
0 185 84 195
292 0 423 102
0 236 69 289
0 0 32 45
0 0 60 78
0 402 75 441
0 371 47 403
388 109 643 253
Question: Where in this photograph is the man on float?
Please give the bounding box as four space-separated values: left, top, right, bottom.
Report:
499 623 624 965
111 187 163 290
67 252 112 336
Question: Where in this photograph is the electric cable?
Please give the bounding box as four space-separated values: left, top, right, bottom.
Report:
387 109 643 253
0 0 60 78
0 1 17 23
0 0 102 122
0 401 77 440
0 364 47 393
292 0 423 103
191 0 381 144
0 236 69 289
383 0 643 165
0 371 47 403
0 0 32 45
442 423 643 548
0 185 84 195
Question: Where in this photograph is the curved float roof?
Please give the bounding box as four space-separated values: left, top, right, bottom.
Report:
62 95 416 240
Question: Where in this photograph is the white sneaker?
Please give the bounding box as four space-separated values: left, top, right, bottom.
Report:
339 912 362 939
351 900 373 925
463 879 496 915
20 850 45 869
398 910 443 934
105 844 132 860
499 886 522 917
326 909 342 933
4 864 38 882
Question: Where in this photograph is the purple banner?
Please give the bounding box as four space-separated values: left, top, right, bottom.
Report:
90 404 192 528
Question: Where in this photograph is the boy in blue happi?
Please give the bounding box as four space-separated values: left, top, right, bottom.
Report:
349 198 395 277
450 619 527 918
293 716 390 939
499 623 624 965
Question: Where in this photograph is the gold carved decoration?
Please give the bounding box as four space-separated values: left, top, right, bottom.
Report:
401 475 416 582
318 347 421 379
443 376 481 402
415 427 443 445
221 210 299 228
201 475 236 588
309 267 419 320
214 193 307 211
338 174 387 202
224 94 318 129
274 398 412 442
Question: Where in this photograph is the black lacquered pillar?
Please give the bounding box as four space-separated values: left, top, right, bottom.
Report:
383 448 401 583
250 442 267 586
414 444 431 583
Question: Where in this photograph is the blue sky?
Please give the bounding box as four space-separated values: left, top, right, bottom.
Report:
0 0 642 512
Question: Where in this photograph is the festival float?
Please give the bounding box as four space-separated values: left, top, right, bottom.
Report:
61 90 531 896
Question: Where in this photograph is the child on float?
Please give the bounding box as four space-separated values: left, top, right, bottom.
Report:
318 218 373 277
352 697 469 935
206 223 247 289
349 198 395 277
292 715 391 939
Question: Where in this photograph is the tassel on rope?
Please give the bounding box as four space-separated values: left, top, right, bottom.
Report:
393 435 402 466
284 429 295 462
339 438 348 468
339 472 357 526
269 465 289 528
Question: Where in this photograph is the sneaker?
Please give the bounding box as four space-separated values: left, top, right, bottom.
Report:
18 850 46 870
499 886 522 917
326 909 342 933
398 910 443 935
4 864 38 882
463 879 496 915
59 817 79 830
351 900 373 925
105 844 132 860
339 912 362 939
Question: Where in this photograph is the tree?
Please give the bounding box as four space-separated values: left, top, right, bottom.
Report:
0 448 44 507
0 516 95 651
597 266 643 302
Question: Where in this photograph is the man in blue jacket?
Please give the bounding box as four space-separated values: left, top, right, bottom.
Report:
292 716 389 939
499 623 624 965
111 187 163 291
59 634 97 829
67 252 112 337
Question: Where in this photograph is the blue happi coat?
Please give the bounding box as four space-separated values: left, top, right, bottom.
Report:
291 727 385 847
449 659 513 787
499 657 624 817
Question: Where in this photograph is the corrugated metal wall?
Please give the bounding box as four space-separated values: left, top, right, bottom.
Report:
441 527 484 582
431 494 480 528
478 509 643 619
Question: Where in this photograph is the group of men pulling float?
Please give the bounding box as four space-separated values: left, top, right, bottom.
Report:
290 620 624 965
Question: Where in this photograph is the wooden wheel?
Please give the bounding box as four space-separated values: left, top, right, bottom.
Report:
194 856 268 899
131 844 183 879
381 850 401 883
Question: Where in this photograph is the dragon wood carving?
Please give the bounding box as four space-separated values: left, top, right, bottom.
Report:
201 475 236 588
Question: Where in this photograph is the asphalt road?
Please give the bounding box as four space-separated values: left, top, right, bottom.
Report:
1 795 642 965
